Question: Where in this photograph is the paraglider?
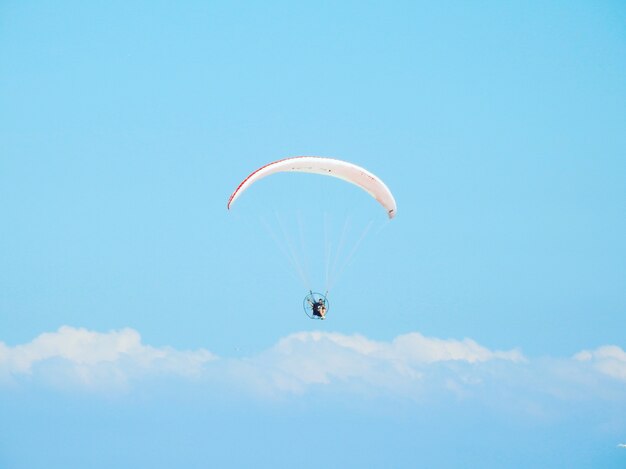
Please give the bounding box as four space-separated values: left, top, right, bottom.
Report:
228 156 396 319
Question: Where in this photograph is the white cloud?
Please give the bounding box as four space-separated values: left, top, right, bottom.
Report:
242 331 525 395
574 345 626 381
0 326 215 390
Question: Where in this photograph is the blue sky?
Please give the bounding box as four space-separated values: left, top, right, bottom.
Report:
1 1 626 467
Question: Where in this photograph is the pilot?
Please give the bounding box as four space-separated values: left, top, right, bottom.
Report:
312 298 327 319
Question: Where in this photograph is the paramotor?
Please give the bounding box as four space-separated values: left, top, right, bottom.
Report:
303 291 329 320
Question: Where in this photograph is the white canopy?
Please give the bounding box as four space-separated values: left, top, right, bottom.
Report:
228 156 397 219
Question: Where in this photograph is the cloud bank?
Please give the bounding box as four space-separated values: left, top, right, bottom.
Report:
1 326 626 405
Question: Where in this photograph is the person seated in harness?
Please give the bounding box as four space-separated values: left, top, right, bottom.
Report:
311 298 327 319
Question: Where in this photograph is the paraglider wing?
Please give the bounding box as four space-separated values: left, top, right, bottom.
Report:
227 156 397 218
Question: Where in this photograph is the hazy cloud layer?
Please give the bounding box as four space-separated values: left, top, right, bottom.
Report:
1 327 625 405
